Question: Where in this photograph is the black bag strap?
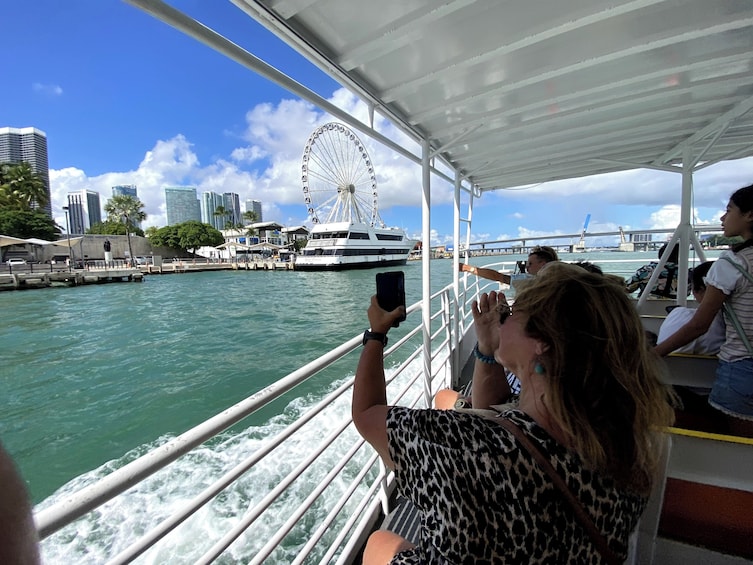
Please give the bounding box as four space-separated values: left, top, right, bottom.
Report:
495 418 623 565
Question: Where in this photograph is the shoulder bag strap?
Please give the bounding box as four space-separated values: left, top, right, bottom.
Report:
495 418 623 565
719 256 753 356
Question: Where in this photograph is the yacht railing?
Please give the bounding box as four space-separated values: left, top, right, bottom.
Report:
35 282 478 563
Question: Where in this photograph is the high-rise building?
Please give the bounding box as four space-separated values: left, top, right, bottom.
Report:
112 185 141 228
165 186 200 225
0 126 51 216
112 184 138 198
223 192 241 226
245 199 263 223
201 191 225 230
66 190 102 234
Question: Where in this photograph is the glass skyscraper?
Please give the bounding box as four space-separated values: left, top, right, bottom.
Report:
223 192 241 226
165 186 200 225
0 126 51 216
201 191 225 230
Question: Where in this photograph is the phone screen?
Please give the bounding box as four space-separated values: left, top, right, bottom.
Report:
376 271 406 327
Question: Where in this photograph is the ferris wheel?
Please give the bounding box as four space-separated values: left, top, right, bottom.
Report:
301 122 383 226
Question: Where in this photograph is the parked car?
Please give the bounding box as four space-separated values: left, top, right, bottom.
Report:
6 258 27 266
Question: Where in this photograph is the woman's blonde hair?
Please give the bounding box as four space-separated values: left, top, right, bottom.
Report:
512 262 674 494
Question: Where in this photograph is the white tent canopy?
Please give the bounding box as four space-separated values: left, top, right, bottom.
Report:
0 235 83 248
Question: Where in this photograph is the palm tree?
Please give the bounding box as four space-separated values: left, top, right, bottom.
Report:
0 162 48 210
213 205 229 230
243 210 258 225
104 195 147 266
243 210 258 241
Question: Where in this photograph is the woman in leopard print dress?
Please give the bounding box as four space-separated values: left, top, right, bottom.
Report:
353 263 675 564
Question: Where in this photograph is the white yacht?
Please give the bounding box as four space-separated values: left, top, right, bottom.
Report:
295 221 414 270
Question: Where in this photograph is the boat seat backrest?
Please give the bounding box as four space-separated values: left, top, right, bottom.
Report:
661 354 717 389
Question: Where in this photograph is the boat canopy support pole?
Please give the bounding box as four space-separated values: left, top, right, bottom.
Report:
421 138 432 408
676 148 694 307
636 148 709 310
451 171 462 388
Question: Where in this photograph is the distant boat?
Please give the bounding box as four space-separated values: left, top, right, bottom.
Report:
294 221 414 270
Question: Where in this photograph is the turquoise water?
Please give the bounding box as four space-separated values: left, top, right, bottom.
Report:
0 249 711 506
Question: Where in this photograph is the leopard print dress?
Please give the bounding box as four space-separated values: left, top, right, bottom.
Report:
385 407 646 564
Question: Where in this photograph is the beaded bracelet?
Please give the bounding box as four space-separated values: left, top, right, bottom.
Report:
473 342 497 364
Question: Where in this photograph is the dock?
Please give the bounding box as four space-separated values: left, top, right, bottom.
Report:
142 259 294 274
0 267 143 291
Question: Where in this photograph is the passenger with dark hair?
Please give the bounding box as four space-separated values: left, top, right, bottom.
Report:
626 242 689 298
354 263 674 564
656 183 753 437
658 261 724 355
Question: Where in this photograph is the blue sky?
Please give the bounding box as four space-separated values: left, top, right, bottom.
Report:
2 1 753 246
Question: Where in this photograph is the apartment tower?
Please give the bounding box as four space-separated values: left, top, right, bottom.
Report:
165 186 200 225
66 190 102 234
0 126 51 216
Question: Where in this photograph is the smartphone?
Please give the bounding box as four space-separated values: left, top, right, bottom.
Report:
376 271 406 327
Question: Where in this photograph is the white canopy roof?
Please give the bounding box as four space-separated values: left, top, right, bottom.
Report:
0 235 83 248
132 0 753 193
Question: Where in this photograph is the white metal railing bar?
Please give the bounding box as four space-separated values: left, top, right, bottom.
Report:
106 350 379 563
250 438 368 564
195 414 363 563
291 448 381 565
195 313 428 563
328 466 393 565
35 333 367 538
199 311 427 562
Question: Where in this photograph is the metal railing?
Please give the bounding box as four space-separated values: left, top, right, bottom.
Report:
35 282 473 563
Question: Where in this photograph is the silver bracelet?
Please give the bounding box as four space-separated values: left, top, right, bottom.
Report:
473 342 497 364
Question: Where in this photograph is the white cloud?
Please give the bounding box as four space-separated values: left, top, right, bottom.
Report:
32 82 63 96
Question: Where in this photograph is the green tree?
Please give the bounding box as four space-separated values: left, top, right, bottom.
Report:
0 162 48 211
88 220 145 237
104 195 147 266
0 209 60 240
147 225 182 250
293 238 308 252
176 221 224 254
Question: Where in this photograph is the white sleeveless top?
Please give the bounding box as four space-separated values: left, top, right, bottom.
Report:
705 247 753 362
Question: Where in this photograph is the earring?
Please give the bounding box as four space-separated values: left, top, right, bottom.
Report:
534 359 546 375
